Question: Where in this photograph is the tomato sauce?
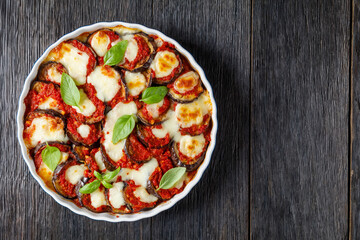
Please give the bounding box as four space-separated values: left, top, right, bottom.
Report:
66 117 100 146
124 181 157 212
56 160 78 198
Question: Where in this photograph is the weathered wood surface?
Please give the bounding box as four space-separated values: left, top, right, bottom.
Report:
0 0 250 239
1 0 358 239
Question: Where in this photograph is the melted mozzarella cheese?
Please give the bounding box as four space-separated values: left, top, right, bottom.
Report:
175 91 212 128
90 31 111 57
87 66 121 102
160 110 181 141
119 158 158 187
38 97 59 111
65 165 86 185
179 134 206 158
122 35 138 62
133 187 158 203
50 43 89 85
94 150 106 171
71 89 96 116
77 124 90 138
151 127 168 139
112 26 139 35
174 71 200 93
103 101 137 162
108 182 125 208
124 71 146 96
38 151 69 187
90 188 107 208
47 66 62 84
26 116 68 148
145 99 164 119
151 51 179 78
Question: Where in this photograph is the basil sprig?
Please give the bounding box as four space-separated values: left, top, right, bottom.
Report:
60 73 81 110
156 167 186 191
41 143 61 171
79 167 121 194
140 86 168 104
112 114 136 144
104 40 129 66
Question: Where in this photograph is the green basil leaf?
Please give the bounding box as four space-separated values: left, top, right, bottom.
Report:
101 180 113 189
156 167 186 190
60 73 81 109
79 180 101 194
140 86 168 104
112 115 136 144
94 171 103 180
41 143 61 172
104 40 129 66
103 167 121 182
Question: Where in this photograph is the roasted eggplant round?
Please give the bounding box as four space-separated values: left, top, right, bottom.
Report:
168 71 204 103
53 157 87 199
123 181 158 212
76 179 111 213
66 117 101 147
137 96 171 125
117 33 156 72
37 61 67 85
87 29 120 57
123 69 152 99
136 123 170 148
170 135 208 171
124 132 153 164
105 181 132 214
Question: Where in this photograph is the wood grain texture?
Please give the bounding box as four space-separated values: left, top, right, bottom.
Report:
251 0 350 239
0 0 250 239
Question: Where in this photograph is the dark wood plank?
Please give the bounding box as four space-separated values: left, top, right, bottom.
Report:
251 0 350 239
0 0 249 239
148 1 251 239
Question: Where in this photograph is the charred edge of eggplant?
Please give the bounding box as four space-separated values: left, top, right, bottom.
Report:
170 141 206 172
167 82 205 104
33 141 71 159
112 67 129 101
151 50 183 85
76 178 111 213
100 144 117 171
136 124 170 149
124 134 152 164
146 179 162 199
30 79 60 93
36 61 66 85
67 123 101 148
105 185 132 214
52 158 83 199
71 145 89 163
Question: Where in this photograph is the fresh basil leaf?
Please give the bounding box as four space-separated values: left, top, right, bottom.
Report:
101 180 113 189
104 40 129 66
112 115 136 144
156 167 186 190
103 167 121 181
60 73 81 109
79 180 101 194
94 171 103 180
140 86 168 104
41 143 61 172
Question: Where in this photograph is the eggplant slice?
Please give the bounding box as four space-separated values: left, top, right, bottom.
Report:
150 48 183 85
168 71 204 103
137 96 171 126
136 124 170 148
117 32 157 72
170 135 208 172
123 69 152 98
87 29 120 57
105 181 132 214
53 157 87 199
124 132 153 164
66 117 101 147
23 110 68 149
76 179 111 213
37 61 67 85
123 182 158 212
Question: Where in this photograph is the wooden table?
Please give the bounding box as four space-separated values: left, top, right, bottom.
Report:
2 0 360 239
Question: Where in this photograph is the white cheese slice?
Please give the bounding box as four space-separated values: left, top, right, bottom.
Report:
151 127 168 139
133 186 158 203
178 134 206 158
145 99 164 119
94 150 106 171
51 43 90 85
102 101 137 162
47 66 62 84
71 89 96 117
27 116 68 148
119 158 158 187
108 182 125 208
174 71 200 94
38 97 59 111
77 124 90 138
87 66 121 102
151 51 179 78
124 71 146 96
122 35 138 62
89 31 111 57
90 188 107 208
65 165 87 185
